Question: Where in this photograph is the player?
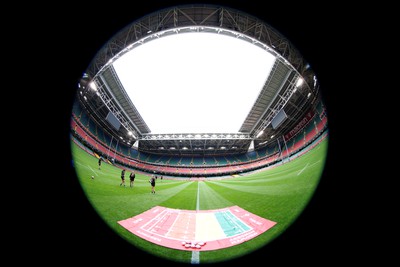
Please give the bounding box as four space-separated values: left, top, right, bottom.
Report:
120 169 126 187
149 174 156 194
98 157 102 170
129 171 136 187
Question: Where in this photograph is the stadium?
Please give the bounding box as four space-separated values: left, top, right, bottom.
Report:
70 4 328 265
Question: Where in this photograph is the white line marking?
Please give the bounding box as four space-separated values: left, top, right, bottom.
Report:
191 182 201 264
89 166 98 176
165 211 183 237
196 182 200 211
309 160 321 168
297 163 309 176
191 251 200 264
75 161 99 176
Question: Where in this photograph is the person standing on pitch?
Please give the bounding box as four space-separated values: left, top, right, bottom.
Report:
149 174 156 194
120 169 126 187
129 171 136 187
98 157 102 170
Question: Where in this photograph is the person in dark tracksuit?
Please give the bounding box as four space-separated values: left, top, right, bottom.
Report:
149 174 156 194
120 169 126 187
129 171 135 187
98 157 102 170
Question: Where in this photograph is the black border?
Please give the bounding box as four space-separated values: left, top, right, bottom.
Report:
36 1 361 266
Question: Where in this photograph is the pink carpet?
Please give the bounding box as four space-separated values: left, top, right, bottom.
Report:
118 206 276 251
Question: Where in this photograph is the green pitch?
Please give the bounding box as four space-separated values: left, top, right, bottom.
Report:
71 137 328 264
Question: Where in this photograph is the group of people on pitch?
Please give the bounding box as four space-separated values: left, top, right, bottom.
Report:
99 157 157 193
119 168 136 188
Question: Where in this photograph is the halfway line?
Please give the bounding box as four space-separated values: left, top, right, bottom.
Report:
191 182 201 264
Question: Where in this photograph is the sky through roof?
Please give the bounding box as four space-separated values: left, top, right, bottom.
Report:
113 32 275 134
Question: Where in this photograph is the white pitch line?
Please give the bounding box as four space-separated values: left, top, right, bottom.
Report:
191 251 200 264
75 161 99 176
297 163 309 176
88 166 98 176
196 182 200 211
309 159 321 168
191 182 201 265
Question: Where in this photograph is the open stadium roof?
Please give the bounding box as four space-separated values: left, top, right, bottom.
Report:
112 32 275 134
75 5 321 156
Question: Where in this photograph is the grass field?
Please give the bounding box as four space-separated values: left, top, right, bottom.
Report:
71 136 328 264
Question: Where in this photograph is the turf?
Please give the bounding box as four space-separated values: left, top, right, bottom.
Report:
71 136 328 264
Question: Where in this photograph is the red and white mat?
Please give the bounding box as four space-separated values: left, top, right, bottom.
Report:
118 206 277 251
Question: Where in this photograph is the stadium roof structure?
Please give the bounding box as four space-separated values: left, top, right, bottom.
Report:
75 4 321 156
